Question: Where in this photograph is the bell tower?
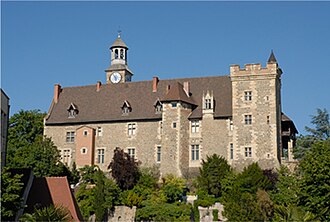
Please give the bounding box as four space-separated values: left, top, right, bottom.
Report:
105 32 133 84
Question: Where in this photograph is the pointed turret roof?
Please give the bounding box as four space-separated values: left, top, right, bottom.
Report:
161 82 197 105
110 34 128 49
268 50 277 63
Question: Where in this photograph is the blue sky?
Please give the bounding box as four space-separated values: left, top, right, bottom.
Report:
1 1 330 134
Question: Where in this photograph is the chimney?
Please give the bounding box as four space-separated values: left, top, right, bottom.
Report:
183 81 190 97
152 77 159 92
96 81 102 92
166 85 171 94
54 84 61 104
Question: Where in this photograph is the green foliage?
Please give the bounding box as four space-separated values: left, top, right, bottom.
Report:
79 165 99 184
7 109 45 151
294 108 330 159
108 147 140 190
67 162 80 185
160 174 186 203
222 163 272 221
270 165 300 206
273 204 319 222
1 168 24 221
136 202 192 222
299 140 330 221
194 190 217 207
94 170 106 222
75 183 96 219
197 154 232 198
212 209 219 221
75 168 121 220
20 205 73 222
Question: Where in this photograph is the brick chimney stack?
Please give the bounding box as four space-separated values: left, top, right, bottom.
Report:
54 84 61 104
183 81 190 97
152 77 159 92
96 81 102 92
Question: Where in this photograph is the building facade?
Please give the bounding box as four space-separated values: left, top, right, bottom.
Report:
1 89 10 169
44 34 297 176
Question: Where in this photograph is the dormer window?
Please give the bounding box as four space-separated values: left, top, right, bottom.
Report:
122 100 132 115
154 99 163 114
205 99 211 109
67 103 78 118
202 90 214 112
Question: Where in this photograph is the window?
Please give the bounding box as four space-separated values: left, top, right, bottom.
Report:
156 146 161 162
97 149 105 164
155 104 162 113
66 131 75 143
67 103 78 118
230 143 234 159
267 116 270 124
191 145 200 161
114 49 118 59
244 91 252 101
122 101 131 115
159 121 163 135
120 49 124 59
83 130 88 136
128 148 135 159
128 123 136 136
191 120 200 133
62 149 71 165
230 119 234 131
205 99 212 109
245 115 252 125
97 127 103 137
81 147 87 154
171 102 177 108
245 147 252 157
172 122 177 128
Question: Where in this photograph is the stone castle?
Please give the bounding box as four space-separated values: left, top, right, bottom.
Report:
44 34 297 176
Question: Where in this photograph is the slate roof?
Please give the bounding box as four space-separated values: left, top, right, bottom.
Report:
45 76 232 125
282 113 298 134
161 82 197 105
268 50 277 63
110 37 128 49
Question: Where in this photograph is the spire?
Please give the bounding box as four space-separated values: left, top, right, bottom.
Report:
268 50 277 63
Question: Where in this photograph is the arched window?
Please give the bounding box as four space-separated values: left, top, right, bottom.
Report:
120 49 124 59
115 49 118 59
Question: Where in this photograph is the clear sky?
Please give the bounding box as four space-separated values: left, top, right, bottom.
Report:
1 1 330 134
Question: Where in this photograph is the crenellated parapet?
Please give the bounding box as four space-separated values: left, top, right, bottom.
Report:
230 62 282 80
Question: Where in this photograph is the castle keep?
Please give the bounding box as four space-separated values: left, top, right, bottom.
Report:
44 34 297 176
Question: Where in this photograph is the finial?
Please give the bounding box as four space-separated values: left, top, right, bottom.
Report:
118 26 121 38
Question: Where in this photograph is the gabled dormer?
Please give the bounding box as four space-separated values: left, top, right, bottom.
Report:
121 100 132 115
154 99 163 114
67 103 78 118
202 90 214 115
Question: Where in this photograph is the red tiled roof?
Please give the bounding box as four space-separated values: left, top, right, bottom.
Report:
161 82 197 105
46 177 83 222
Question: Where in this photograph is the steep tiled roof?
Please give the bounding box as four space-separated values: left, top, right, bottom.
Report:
26 177 83 222
282 113 298 134
45 76 232 125
161 82 197 105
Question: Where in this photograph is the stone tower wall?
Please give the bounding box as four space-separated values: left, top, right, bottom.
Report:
230 63 282 170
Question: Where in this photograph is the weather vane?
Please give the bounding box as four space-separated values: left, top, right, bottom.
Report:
118 26 122 38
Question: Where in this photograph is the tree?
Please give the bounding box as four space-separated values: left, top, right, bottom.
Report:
1 168 24 221
94 170 106 222
294 108 329 159
197 154 232 198
160 174 186 203
299 140 330 221
108 147 140 190
20 205 73 222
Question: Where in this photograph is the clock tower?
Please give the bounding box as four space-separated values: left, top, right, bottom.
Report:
105 32 133 84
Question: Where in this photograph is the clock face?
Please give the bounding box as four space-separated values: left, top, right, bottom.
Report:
110 72 121 83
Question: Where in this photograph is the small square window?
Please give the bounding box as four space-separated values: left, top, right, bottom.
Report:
245 147 252 157
128 123 136 136
66 131 75 143
191 120 200 133
244 91 252 101
83 130 88 136
171 102 177 108
244 115 252 125
81 148 87 154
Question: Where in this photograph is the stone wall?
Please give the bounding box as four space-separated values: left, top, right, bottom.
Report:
199 202 226 222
